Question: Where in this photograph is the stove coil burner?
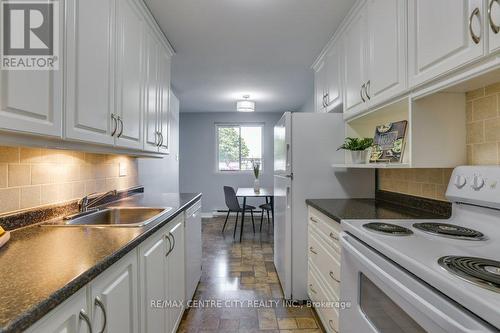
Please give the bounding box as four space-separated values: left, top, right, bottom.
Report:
362 222 413 236
413 223 485 240
438 256 500 293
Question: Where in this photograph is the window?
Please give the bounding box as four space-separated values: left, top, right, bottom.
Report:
217 124 263 171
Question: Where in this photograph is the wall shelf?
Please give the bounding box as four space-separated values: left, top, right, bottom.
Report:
340 94 466 168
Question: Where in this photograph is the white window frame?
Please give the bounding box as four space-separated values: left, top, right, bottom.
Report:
215 123 264 173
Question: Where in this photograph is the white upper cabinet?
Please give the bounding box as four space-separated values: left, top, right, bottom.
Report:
144 27 172 154
343 5 368 114
314 60 327 112
65 0 115 145
144 28 161 152
158 46 171 154
488 0 500 52
408 0 484 88
0 1 63 138
324 44 343 112
366 0 406 105
343 0 406 115
115 0 144 150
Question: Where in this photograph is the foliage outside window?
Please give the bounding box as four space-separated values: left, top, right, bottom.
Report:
217 125 263 171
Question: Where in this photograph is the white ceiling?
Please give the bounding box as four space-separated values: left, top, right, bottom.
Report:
144 0 356 113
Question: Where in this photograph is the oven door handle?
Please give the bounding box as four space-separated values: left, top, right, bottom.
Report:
341 234 487 333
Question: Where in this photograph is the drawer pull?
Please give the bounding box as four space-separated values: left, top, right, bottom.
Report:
309 284 317 294
310 217 319 223
329 271 340 283
309 246 318 255
329 232 339 241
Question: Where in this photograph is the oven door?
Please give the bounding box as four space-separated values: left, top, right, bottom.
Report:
339 233 494 333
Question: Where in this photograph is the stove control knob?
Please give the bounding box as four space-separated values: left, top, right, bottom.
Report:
454 175 466 189
471 175 485 191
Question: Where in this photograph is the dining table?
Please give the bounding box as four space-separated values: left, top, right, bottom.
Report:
236 187 274 242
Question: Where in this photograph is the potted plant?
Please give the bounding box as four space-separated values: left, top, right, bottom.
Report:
252 160 261 193
337 137 373 164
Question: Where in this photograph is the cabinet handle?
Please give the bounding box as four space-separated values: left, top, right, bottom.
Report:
489 0 500 33
79 309 93 333
365 80 371 100
169 232 175 252
309 284 317 294
159 132 164 147
329 232 339 241
117 116 124 138
469 7 481 44
360 84 366 102
164 234 172 257
329 271 340 283
325 92 329 106
309 246 318 254
111 114 118 136
322 93 327 108
94 296 107 333
309 217 319 224
328 319 338 332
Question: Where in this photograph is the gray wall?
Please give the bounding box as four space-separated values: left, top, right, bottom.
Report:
138 93 180 193
180 112 283 213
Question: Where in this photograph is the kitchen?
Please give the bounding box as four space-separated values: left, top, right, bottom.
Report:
1 0 500 332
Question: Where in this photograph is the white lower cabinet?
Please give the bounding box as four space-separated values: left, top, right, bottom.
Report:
27 214 187 333
139 214 185 333
26 289 89 333
307 206 341 333
89 251 138 333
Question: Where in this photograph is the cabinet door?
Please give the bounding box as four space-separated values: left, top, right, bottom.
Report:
158 47 171 154
166 219 185 333
343 6 368 113
325 44 343 113
408 0 484 87
26 289 90 333
115 0 144 149
0 0 63 138
314 60 327 113
65 0 115 145
144 27 160 152
488 0 500 53
89 251 138 333
139 230 167 333
367 0 406 104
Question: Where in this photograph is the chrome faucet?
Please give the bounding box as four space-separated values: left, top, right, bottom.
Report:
79 190 118 212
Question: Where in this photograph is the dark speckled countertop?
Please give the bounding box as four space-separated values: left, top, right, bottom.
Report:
0 192 201 333
306 198 449 223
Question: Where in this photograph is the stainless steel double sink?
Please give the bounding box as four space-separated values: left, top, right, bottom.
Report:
46 207 172 227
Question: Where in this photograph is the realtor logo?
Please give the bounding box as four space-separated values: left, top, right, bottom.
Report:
1 0 59 70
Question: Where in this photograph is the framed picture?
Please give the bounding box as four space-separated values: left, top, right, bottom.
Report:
370 120 408 163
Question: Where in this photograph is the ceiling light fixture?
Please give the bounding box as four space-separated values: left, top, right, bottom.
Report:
236 95 255 112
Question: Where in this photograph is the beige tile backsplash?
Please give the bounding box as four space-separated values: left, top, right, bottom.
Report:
0 147 138 214
379 81 500 201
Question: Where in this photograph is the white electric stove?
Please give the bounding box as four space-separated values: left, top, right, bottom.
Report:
339 166 500 333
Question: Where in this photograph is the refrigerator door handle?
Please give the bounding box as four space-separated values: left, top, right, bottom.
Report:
284 173 293 180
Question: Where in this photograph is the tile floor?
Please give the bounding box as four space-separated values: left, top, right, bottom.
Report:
178 215 324 333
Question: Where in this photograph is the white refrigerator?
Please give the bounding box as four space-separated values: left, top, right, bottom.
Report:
273 112 374 300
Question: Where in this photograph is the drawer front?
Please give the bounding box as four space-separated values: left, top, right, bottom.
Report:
308 207 341 254
308 230 340 298
308 264 339 333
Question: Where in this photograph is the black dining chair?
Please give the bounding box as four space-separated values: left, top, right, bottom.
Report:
222 186 256 238
259 201 273 231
